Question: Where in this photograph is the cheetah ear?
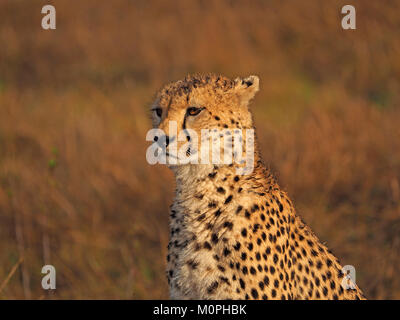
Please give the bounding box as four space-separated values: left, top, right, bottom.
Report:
233 75 260 107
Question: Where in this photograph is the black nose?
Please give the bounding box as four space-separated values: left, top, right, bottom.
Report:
154 135 169 147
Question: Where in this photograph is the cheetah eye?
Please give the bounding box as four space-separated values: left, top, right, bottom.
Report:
187 106 204 116
153 108 162 117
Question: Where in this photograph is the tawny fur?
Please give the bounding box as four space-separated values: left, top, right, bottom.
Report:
150 73 366 300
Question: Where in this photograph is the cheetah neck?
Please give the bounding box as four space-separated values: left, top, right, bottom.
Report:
171 158 280 236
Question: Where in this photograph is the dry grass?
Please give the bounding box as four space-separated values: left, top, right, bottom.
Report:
0 0 399 299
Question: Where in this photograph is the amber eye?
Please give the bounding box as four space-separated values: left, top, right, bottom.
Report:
187 106 203 116
153 108 162 117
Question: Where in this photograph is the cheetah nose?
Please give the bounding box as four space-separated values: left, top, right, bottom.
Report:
154 135 170 148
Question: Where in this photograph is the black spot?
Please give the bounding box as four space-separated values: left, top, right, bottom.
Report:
211 233 218 244
224 195 233 204
207 281 219 294
251 204 259 212
223 248 231 257
236 205 243 214
311 249 318 257
234 176 239 182
219 276 230 284
204 242 212 250
208 172 217 179
214 116 220 121
234 242 241 251
298 264 303 271
261 233 267 241
239 278 246 289
187 259 199 269
217 187 225 194
223 221 233 230
241 228 247 237
270 266 276 274
208 202 217 208
251 289 259 299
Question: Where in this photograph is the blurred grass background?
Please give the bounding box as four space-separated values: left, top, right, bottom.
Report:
0 0 399 299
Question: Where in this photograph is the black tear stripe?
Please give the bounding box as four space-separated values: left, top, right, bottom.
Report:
182 112 190 142
183 112 188 130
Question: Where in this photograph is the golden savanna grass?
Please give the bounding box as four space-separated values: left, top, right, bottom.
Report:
0 0 399 299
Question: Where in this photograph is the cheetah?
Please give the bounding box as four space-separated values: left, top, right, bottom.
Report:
150 73 366 300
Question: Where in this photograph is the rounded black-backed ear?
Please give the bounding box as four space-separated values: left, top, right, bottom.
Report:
233 75 260 106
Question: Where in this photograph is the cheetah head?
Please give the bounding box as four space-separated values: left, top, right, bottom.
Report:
149 73 259 175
